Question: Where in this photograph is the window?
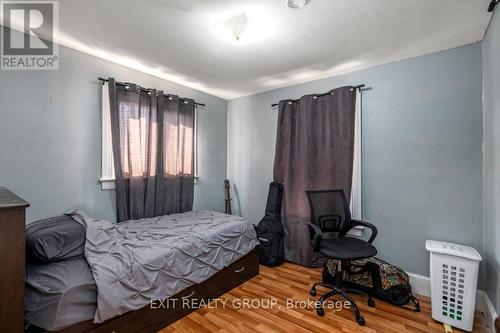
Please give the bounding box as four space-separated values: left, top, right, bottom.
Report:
100 82 115 190
348 88 363 237
100 82 199 190
193 105 199 182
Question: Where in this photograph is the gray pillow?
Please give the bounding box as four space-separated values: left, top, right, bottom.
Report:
26 215 86 263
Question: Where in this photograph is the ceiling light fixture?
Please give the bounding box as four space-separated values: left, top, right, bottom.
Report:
220 13 248 41
212 6 275 45
286 0 308 9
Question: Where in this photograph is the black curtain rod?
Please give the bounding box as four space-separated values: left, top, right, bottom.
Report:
488 0 499 12
271 84 366 107
98 77 206 107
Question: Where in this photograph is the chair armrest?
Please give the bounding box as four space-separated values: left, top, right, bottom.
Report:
306 222 323 252
350 219 377 244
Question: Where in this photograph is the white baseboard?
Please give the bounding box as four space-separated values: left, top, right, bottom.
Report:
476 290 498 333
408 272 431 297
407 272 497 332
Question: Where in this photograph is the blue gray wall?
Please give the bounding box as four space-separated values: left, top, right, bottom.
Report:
0 44 228 223
0 31 489 288
483 11 500 310
227 43 484 278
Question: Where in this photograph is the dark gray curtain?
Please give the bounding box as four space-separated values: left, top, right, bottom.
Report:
273 86 356 266
108 78 195 222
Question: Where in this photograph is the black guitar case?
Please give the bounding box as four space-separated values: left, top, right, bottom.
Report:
255 182 285 266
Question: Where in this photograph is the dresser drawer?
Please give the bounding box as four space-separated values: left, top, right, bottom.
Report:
0 188 29 333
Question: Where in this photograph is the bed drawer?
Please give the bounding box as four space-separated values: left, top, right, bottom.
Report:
207 250 260 296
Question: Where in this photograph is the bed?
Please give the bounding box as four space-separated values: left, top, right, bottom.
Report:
25 210 260 333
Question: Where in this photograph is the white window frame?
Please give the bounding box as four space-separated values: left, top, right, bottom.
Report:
348 89 363 237
100 82 115 190
99 83 199 190
193 105 199 183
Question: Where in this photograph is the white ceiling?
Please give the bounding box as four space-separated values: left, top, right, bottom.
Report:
17 0 498 99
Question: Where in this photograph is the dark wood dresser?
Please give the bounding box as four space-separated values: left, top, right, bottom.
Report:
0 187 29 333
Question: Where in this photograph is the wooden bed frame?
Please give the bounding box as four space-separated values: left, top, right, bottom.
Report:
41 249 259 333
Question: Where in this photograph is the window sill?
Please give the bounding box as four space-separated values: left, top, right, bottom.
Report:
99 178 116 190
100 176 200 191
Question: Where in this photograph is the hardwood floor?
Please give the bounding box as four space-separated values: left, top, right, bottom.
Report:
160 262 489 333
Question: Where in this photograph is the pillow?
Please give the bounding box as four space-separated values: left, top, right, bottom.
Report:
26 214 86 263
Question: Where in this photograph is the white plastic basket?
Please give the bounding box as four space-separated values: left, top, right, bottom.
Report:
425 240 482 332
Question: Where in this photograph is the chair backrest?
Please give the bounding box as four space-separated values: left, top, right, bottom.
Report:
306 189 352 235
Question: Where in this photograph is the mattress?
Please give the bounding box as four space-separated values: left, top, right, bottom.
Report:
25 258 97 331
76 210 259 323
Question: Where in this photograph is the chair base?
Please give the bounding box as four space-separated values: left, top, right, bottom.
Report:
310 283 375 326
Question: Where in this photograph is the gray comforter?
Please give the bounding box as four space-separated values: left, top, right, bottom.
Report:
70 210 258 323
25 258 97 331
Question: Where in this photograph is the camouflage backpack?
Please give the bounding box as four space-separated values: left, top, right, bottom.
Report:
324 257 420 311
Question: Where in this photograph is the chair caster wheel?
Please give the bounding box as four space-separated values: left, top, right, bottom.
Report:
310 288 317 296
367 298 375 307
356 316 365 326
316 307 325 317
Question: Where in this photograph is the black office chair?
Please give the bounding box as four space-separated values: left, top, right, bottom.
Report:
306 189 378 326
